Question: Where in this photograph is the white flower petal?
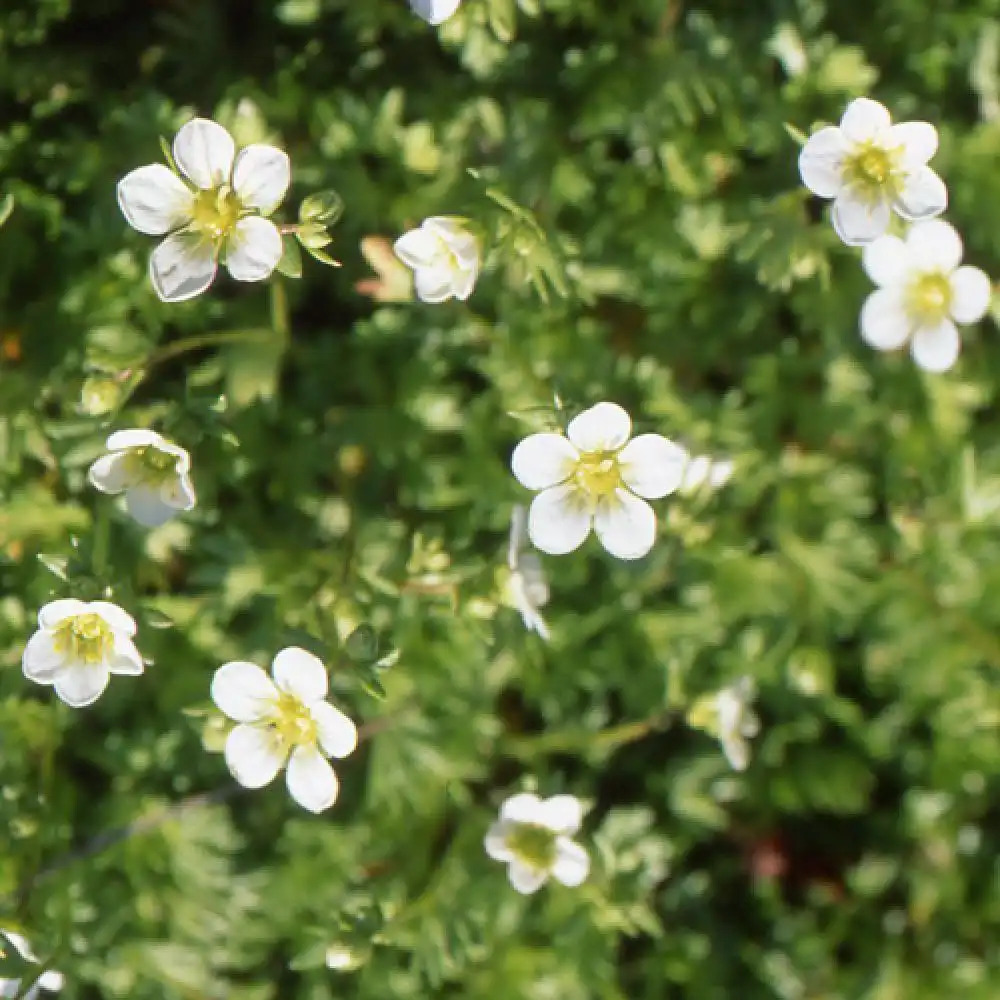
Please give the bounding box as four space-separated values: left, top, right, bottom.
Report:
414 266 459 304
566 402 632 452
721 735 750 771
890 121 938 166
224 217 282 283
106 429 163 451
37 599 87 629
22 631 64 683
2 931 38 961
594 489 656 560
117 163 194 236
950 266 992 324
618 433 688 499
451 261 478 301
286 745 339 813
88 601 136 637
211 661 279 722
905 218 962 272
511 433 578 490
500 792 543 824
172 117 235 190
312 700 358 759
537 794 582 835
425 217 479 266
231 144 291 214
161 471 196 512
862 235 909 287
88 453 132 495
527 484 592 556
911 318 960 373
484 820 515 861
125 484 176 527
53 662 111 708
38 970 64 992
797 127 847 198
831 189 890 245
108 634 144 676
224 723 286 788
552 838 590 887
860 288 911 351
149 231 218 303
893 166 947 222
507 860 549 894
394 227 441 269
272 646 328 702
409 0 463 25
839 97 891 143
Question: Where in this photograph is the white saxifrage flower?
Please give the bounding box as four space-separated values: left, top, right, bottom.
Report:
860 218 992 372
484 793 590 894
117 117 291 302
0 930 63 1000
798 97 947 245
679 454 734 495
393 216 479 303
504 505 550 640
715 677 760 772
511 402 688 560
88 429 196 528
409 0 462 24
211 647 358 814
22 600 144 708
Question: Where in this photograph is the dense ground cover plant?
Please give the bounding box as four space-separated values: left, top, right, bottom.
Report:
4 0 1000 997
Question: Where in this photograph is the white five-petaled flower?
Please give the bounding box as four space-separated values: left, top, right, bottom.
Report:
860 218 992 373
409 0 462 24
798 97 947 245
511 402 688 560
211 647 358 814
484 793 590 894
117 117 291 302
393 216 479 303
715 677 760 772
679 454 734 495
504 505 551 640
88 429 196 528
0 930 63 1000
22 600 144 708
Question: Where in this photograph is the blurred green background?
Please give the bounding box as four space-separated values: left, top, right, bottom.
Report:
4 0 1000 996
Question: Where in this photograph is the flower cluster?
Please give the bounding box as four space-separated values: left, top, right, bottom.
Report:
799 97 992 372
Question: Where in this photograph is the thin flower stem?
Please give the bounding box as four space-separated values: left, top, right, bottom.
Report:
501 709 676 760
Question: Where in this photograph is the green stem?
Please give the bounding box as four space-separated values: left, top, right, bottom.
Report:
501 709 675 760
269 279 290 340
91 502 110 581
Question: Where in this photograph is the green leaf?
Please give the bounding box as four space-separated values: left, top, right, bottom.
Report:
275 234 303 279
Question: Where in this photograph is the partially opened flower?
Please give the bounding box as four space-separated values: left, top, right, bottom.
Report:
118 117 291 302
861 219 992 372
503 505 550 640
0 930 63 1000
88 429 196 527
689 676 759 772
393 216 479 303
211 647 358 813
484 792 590 894
511 402 688 559
22 599 143 708
798 97 946 245
679 454 734 495
409 0 462 24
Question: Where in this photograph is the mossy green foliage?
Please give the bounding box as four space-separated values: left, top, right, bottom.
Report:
3 0 1000 996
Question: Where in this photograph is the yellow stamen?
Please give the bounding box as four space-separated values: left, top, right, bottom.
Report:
842 141 903 200
125 445 178 485
269 691 318 748
506 822 557 869
906 271 953 324
190 186 243 243
52 613 114 664
574 451 622 500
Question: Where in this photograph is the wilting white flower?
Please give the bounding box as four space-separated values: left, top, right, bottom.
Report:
504 505 550 640
860 218 991 372
511 402 687 560
117 117 291 302
22 600 143 708
393 216 479 303
689 677 759 771
409 0 462 24
211 647 358 813
0 930 63 1000
798 97 946 245
679 454 734 494
484 793 590 894
88 429 196 528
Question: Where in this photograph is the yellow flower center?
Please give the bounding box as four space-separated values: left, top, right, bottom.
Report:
506 822 557 869
125 445 178 485
190 186 243 243
842 141 903 201
52 612 114 664
906 271 953 324
269 691 317 748
574 451 623 500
